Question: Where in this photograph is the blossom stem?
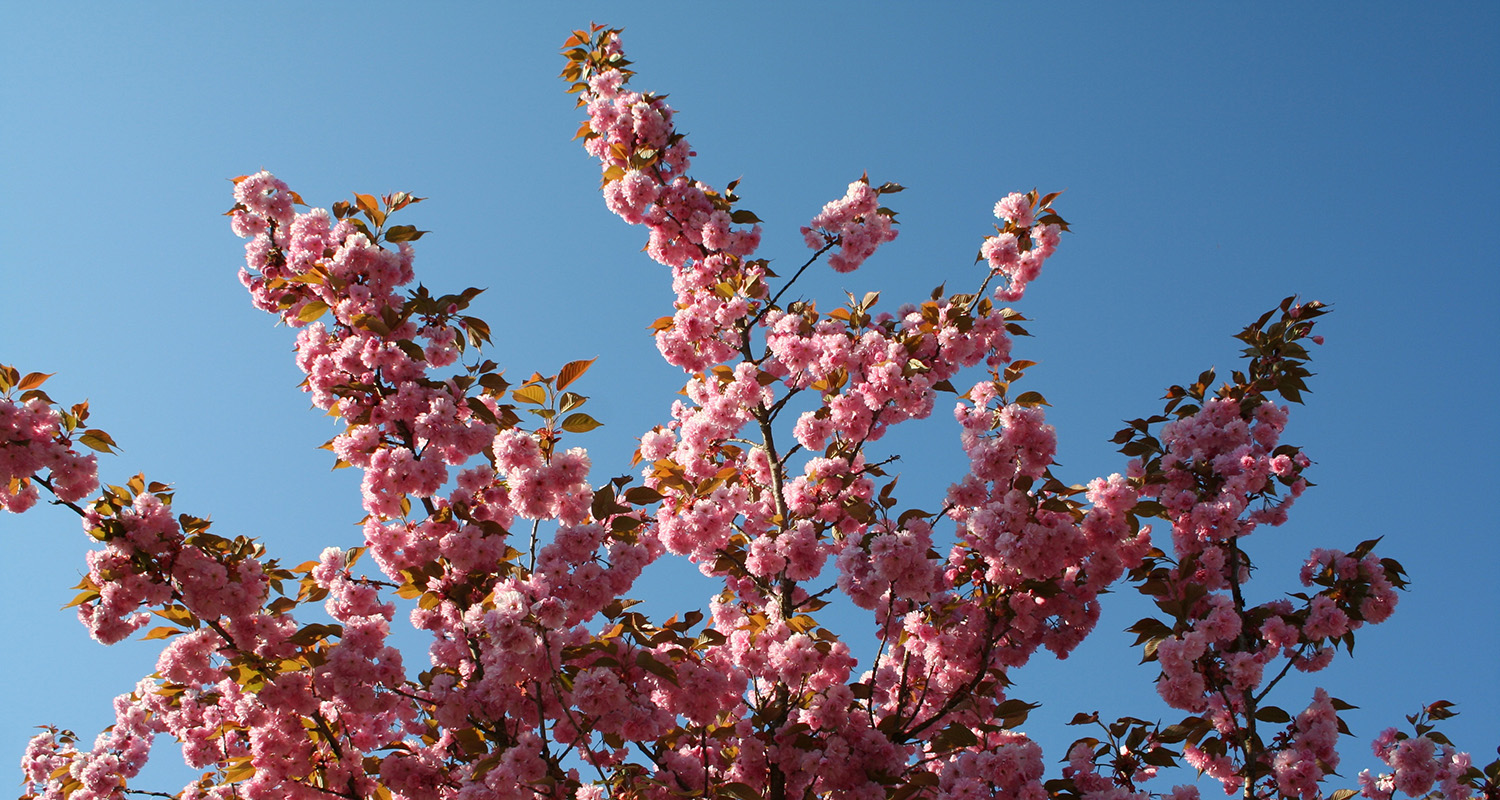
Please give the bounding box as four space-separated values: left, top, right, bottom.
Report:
761 241 836 320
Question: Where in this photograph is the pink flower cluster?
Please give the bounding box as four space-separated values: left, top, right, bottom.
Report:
945 385 1152 659
1361 728 1474 800
14 25 1489 800
656 253 763 371
932 731 1047 800
21 689 158 800
1272 689 1343 799
76 491 268 644
1 375 420 799
308 549 419 750
231 167 690 797
231 174 499 523
1129 382 1414 769
1300 546 1400 629
1095 296 1478 800
235 172 412 326
0 396 97 512
801 179 899 273
1149 397 1305 562
586 63 760 265
762 296 1014 456
582 62 766 373
492 430 593 523
99 550 421 800
983 192 1062 302
565 30 1199 799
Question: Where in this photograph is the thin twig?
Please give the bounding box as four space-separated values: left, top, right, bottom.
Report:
759 241 837 321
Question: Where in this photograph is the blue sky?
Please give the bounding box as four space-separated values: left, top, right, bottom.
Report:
2 2 1496 793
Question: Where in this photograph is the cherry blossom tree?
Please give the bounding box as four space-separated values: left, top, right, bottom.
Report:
4 23 1494 800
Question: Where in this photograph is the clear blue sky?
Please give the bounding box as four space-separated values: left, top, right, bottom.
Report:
3 2 1496 793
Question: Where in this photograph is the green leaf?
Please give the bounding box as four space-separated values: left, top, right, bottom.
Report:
223 757 256 782
395 339 426 362
719 783 763 800
635 651 678 684
995 698 1040 724
931 723 980 750
478 373 510 394
350 313 391 335
561 413 602 433
1255 705 1291 724
61 588 100 609
624 486 664 505
462 316 492 347
78 431 118 454
1014 391 1049 408
295 300 329 323
466 397 499 426
385 224 428 243
512 385 547 405
1131 500 1167 517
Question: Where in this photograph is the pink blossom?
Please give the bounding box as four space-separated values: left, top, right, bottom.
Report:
802 180 899 273
994 192 1037 227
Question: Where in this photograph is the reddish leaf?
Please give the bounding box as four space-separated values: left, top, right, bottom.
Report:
18 372 52 391
557 358 596 391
